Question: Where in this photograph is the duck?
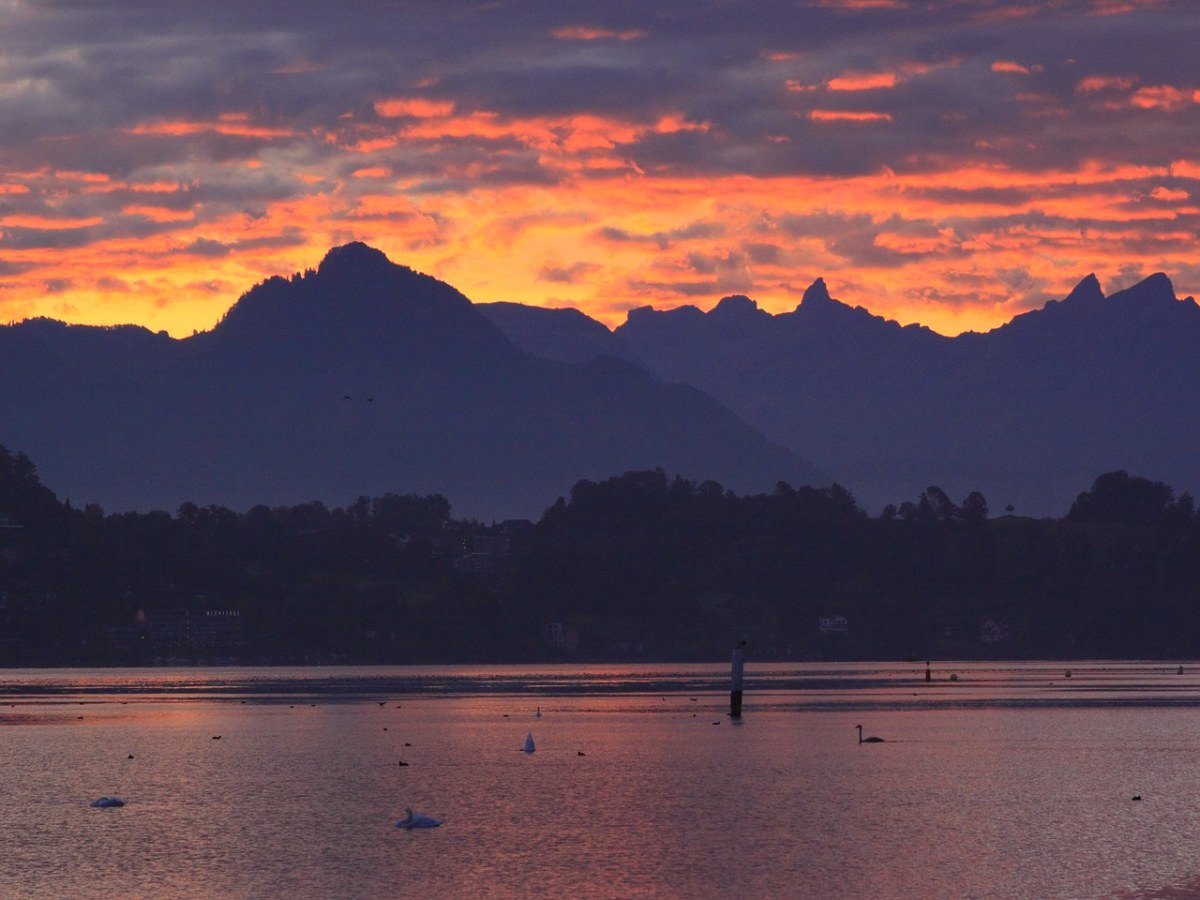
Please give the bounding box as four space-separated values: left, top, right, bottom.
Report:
90 797 125 808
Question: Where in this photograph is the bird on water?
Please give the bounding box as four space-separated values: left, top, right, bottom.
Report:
856 724 884 744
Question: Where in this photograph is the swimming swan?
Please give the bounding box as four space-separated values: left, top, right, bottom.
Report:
856 725 884 744
395 807 442 829
90 797 125 808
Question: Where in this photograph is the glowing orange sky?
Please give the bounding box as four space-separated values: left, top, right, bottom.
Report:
1 0 1197 338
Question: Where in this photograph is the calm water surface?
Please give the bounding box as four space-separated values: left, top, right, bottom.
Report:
2 661 1200 899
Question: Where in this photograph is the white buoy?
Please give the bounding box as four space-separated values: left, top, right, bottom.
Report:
523 732 535 753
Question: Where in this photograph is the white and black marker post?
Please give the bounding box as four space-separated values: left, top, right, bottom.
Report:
730 639 746 718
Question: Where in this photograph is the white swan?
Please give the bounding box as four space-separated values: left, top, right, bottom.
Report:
90 797 125 808
856 725 884 744
523 732 536 753
395 806 442 829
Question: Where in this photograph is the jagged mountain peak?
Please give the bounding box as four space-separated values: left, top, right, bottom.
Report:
317 240 395 277
711 294 758 316
1110 272 1176 306
800 277 833 307
998 271 1194 340
1060 273 1104 306
212 243 480 346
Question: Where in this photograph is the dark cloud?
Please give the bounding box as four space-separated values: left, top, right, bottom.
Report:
625 277 727 297
95 276 131 292
0 260 37 277
777 211 965 268
169 230 308 258
5 1 1198 184
598 221 725 249
911 186 1036 206
742 241 781 264
0 226 98 251
539 262 599 284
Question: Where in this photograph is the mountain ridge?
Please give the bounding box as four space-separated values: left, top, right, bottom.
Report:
485 270 1200 516
0 244 824 519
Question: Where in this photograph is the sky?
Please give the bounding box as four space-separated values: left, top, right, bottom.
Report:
1 0 1198 338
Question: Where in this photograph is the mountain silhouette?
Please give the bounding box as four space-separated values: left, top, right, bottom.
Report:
0 243 823 518
486 273 1200 516
476 301 640 365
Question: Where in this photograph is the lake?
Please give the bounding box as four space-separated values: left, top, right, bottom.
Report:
2 661 1199 898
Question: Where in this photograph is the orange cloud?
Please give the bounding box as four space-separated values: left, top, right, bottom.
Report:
1150 186 1189 202
1128 85 1195 111
551 26 648 41
0 214 105 229
374 98 457 118
991 61 1031 74
827 71 899 91
808 110 894 122
120 205 195 223
53 170 111 184
1088 1 1149 14
815 0 909 7
375 106 705 162
127 116 295 139
1077 75 1137 93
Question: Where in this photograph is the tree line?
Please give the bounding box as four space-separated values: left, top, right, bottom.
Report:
1 444 1198 664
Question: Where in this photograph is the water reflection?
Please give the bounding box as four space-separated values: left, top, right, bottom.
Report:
4 660 1200 712
3 662 1200 898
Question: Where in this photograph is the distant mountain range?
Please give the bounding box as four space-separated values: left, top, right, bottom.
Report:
482 272 1200 516
0 243 820 519
6 242 1194 520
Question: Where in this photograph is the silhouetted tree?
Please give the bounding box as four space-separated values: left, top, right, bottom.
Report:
1067 471 1177 525
961 491 989 525
922 485 958 522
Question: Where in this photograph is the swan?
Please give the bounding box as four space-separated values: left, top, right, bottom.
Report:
395 806 442 829
90 797 125 808
856 725 884 744
523 732 535 753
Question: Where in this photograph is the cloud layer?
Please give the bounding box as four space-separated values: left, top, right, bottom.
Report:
1 0 1197 335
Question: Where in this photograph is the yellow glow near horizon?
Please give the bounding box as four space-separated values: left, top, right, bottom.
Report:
1 98 1197 339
